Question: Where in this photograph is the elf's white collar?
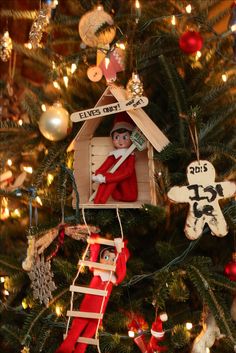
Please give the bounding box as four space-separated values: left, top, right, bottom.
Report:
94 269 116 284
109 148 129 159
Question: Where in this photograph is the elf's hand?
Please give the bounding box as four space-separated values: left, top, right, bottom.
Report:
92 174 106 184
114 237 124 253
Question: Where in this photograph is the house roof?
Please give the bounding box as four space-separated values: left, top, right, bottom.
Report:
67 84 170 152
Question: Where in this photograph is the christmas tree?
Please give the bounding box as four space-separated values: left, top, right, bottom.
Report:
0 1 236 353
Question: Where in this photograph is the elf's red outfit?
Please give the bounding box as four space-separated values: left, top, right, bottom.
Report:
56 235 129 353
94 150 137 204
92 112 138 204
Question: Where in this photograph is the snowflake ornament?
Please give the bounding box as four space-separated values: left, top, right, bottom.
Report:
28 255 56 306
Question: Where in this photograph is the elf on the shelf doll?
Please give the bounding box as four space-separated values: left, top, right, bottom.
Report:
56 234 130 353
92 112 138 204
134 313 168 353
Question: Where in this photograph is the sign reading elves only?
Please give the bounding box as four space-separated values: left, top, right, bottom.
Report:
167 160 236 240
70 96 148 122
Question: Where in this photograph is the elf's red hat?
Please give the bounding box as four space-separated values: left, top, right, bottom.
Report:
110 112 135 135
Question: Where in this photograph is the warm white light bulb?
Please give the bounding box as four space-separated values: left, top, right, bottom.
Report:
105 57 110 69
23 166 33 174
186 4 192 14
117 42 126 50
231 24 236 33
0 277 5 283
185 322 193 330
128 330 135 338
53 81 61 90
47 173 54 186
18 119 23 126
196 51 202 59
171 15 176 26
3 289 9 296
12 209 21 218
135 0 140 9
206 348 210 353
63 76 69 87
41 104 47 112
71 63 77 74
55 305 62 316
35 196 43 206
222 73 228 82
7 159 12 166
24 42 32 49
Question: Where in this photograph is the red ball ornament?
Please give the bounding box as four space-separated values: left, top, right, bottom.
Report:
224 252 236 282
179 30 203 54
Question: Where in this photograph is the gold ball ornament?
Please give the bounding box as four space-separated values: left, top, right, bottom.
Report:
0 31 13 62
78 6 116 48
126 73 144 99
39 102 72 141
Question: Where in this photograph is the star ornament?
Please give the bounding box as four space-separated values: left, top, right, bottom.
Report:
167 160 236 240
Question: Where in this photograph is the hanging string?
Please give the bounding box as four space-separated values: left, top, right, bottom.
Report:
179 112 200 162
116 207 124 239
82 207 91 236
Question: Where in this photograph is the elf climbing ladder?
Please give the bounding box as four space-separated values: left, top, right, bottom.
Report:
64 235 123 353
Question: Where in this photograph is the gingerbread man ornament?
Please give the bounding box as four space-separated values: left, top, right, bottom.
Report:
167 160 236 240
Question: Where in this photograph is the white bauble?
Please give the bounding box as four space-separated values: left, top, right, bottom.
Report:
39 102 72 141
78 6 116 48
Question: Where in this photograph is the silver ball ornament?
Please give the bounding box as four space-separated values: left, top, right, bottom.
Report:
126 72 144 99
39 102 72 141
79 6 116 48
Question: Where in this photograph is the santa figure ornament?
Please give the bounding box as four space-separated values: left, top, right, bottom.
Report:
134 313 168 353
167 160 236 240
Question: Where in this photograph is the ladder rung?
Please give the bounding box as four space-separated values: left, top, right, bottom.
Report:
63 335 99 345
77 337 99 345
79 260 116 271
70 285 108 296
87 237 116 246
67 310 103 319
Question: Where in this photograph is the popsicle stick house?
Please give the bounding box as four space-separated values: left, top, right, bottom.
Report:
68 85 170 209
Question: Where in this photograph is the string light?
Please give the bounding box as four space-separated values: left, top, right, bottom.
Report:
35 196 43 206
11 209 21 218
41 104 47 112
221 73 228 82
71 63 77 74
63 76 69 87
7 159 12 166
3 289 9 296
116 42 126 50
171 15 176 26
23 166 33 174
24 43 32 49
185 322 193 330
128 330 135 338
105 56 110 69
18 119 23 126
55 305 63 316
22 298 28 309
206 348 210 353
0 277 5 283
47 173 54 186
135 0 141 23
53 81 61 90
196 51 202 59
185 4 192 14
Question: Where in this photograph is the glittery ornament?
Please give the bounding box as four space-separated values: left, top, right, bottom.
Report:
29 1 58 49
79 6 116 48
126 72 144 99
0 31 12 62
39 102 72 141
28 255 56 306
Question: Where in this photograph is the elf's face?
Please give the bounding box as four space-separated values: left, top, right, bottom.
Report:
112 131 132 149
100 249 116 265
